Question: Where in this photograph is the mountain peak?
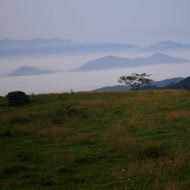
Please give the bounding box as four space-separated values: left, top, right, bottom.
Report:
156 41 177 45
7 66 54 77
154 41 184 47
104 55 117 58
150 52 169 57
75 53 189 71
141 41 190 51
152 52 165 56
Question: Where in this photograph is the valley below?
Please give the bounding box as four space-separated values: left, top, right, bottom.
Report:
0 50 190 96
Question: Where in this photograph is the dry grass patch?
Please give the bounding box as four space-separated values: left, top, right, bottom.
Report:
138 158 155 176
80 99 106 106
102 124 127 142
40 125 67 138
117 136 136 155
166 110 190 121
14 124 38 136
52 150 75 163
103 124 127 137
167 89 190 96
113 124 126 135
170 146 190 174
126 161 140 178
74 133 90 144
164 180 180 190
125 113 145 132
110 164 125 181
60 132 92 146
133 97 147 105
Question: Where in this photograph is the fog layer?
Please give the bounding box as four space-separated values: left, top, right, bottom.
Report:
0 52 190 96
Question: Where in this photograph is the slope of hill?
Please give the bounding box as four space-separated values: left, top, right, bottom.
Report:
75 53 189 71
6 66 54 77
141 77 190 90
163 76 190 90
94 77 184 91
94 85 131 91
152 77 184 87
0 90 190 189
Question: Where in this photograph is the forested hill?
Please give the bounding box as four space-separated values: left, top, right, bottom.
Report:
142 76 190 90
163 76 190 90
94 77 184 91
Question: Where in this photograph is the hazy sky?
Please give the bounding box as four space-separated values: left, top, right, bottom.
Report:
0 0 190 45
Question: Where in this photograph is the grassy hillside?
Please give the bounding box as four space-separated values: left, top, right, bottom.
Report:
0 90 190 190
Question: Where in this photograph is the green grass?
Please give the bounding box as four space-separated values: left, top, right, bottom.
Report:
0 90 190 189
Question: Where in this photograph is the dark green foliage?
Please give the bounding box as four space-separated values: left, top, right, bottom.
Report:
118 73 153 90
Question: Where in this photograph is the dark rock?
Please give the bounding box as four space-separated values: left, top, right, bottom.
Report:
7 91 29 106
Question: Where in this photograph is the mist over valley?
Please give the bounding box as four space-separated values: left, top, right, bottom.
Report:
0 41 190 96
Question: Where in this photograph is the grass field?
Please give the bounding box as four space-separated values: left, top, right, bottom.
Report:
0 90 190 190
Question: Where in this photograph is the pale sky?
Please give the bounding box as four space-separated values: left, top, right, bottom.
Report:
0 0 190 45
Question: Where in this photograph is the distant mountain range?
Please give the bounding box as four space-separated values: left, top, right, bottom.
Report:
0 38 137 57
6 66 54 77
75 53 189 71
138 41 190 52
94 77 184 91
0 39 190 57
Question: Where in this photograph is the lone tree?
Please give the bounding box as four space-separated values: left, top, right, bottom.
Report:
118 73 154 90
